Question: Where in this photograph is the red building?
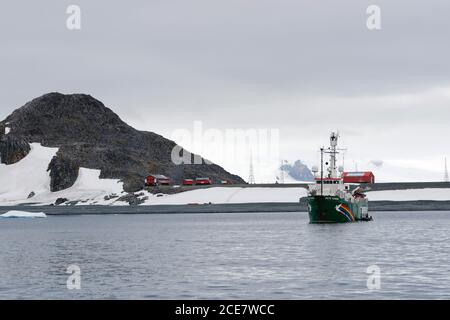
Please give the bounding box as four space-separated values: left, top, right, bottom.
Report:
195 177 212 185
342 172 375 184
145 174 171 186
182 179 194 185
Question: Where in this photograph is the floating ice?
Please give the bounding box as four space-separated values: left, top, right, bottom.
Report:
0 210 47 218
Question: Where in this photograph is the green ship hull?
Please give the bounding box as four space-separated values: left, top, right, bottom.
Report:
307 195 369 223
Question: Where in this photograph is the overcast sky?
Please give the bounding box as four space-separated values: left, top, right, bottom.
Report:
1 0 449 181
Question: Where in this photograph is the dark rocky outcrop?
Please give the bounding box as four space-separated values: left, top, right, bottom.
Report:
47 152 80 191
55 197 69 205
0 92 244 192
0 134 30 164
103 194 119 201
117 193 148 205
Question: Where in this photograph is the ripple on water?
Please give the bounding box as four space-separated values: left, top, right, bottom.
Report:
1 211 450 299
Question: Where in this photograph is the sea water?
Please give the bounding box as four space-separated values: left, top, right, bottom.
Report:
0 211 450 299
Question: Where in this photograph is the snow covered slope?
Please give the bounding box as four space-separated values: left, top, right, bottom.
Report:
1 143 449 206
0 143 307 206
367 188 450 201
0 143 58 203
142 187 308 205
146 187 450 205
0 143 124 205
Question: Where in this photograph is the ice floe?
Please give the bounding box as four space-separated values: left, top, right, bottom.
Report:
0 210 47 218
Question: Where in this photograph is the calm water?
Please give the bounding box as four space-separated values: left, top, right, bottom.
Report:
1 211 450 299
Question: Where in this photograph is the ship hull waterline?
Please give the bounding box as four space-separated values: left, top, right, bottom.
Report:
307 195 370 223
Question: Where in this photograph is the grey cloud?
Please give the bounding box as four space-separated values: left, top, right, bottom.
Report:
0 0 449 179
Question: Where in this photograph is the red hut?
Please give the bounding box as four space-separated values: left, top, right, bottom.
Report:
182 179 194 186
342 172 375 184
145 174 171 186
195 177 212 185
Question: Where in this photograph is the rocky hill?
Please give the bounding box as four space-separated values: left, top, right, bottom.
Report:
281 160 314 182
0 93 244 192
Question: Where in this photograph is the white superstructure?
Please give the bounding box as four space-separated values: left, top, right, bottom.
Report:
308 132 364 204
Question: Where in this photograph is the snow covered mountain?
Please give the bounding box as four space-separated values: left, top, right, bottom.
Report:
0 93 244 204
280 160 314 182
0 142 309 206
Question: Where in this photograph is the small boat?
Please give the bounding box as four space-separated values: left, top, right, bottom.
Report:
306 132 372 223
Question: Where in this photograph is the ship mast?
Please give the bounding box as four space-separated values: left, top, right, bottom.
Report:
324 132 340 179
320 147 324 195
316 132 342 195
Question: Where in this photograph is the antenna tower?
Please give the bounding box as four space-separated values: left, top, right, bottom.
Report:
445 157 449 183
248 151 255 184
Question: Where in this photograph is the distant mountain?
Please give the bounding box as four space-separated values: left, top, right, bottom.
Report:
281 160 314 182
0 93 244 192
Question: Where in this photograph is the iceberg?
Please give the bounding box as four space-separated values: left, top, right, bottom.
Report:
0 210 47 218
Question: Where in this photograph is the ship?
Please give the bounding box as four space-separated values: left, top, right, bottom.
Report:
306 132 372 223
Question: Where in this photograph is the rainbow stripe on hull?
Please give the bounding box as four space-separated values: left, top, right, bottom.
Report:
335 203 355 222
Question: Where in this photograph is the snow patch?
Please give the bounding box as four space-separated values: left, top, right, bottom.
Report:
30 168 125 206
367 188 450 201
0 143 125 206
0 210 46 218
0 143 59 204
142 187 308 205
4 127 10 135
